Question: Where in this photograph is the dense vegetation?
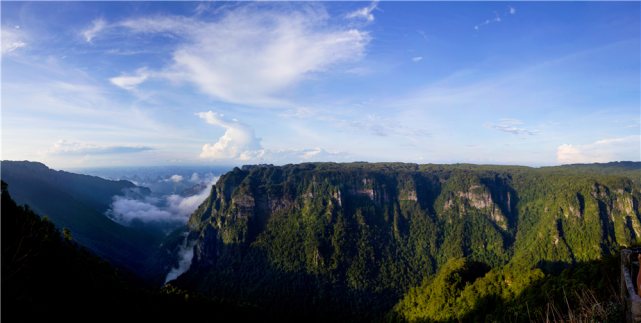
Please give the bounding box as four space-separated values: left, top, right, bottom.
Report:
1 160 164 279
3 160 638 322
1 180 265 322
147 161 640 322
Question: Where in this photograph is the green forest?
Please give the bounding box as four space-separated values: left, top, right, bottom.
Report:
1 180 265 322
154 162 638 322
3 161 639 322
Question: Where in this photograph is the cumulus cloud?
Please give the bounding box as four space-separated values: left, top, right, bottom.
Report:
196 111 263 159
197 111 348 162
557 135 640 164
509 7 516 14
2 29 27 55
110 67 151 91
83 19 106 43
483 119 540 136
168 175 183 183
38 139 153 156
345 1 379 22
106 177 218 227
412 57 423 62
99 5 370 106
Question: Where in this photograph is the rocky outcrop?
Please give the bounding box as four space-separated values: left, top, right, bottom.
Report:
444 186 507 229
232 195 255 218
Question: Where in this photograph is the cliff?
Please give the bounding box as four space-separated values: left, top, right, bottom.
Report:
151 162 640 321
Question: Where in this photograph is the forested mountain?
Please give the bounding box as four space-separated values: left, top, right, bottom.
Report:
2 160 638 321
1 180 266 322
149 162 640 322
541 161 641 188
1 160 163 279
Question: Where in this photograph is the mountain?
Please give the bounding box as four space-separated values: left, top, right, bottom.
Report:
149 162 640 322
1 160 163 279
1 180 266 323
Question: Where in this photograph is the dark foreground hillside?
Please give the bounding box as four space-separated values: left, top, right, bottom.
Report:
1 180 265 322
1 160 164 279
146 162 640 322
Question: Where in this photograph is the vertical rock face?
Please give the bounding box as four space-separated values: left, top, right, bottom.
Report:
154 162 640 321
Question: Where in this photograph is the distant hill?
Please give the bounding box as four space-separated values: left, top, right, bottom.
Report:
541 161 641 186
1 160 163 278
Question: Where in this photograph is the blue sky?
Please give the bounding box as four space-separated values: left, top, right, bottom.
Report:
2 1 639 169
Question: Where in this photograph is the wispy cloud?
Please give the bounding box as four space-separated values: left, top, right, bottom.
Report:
95 5 370 107
412 57 423 62
626 124 638 128
2 28 27 55
557 135 640 164
475 12 502 30
483 119 540 136
38 139 153 156
345 1 380 22
110 67 151 91
280 107 430 138
83 19 106 43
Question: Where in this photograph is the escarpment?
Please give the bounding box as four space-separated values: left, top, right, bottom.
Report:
153 162 640 322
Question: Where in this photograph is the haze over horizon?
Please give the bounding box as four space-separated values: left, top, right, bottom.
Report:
2 1 639 169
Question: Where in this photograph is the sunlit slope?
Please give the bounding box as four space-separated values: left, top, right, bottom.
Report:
1 160 163 276
157 162 640 321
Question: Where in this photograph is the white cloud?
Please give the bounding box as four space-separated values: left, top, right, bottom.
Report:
483 119 540 136
190 173 200 182
100 5 370 107
38 139 153 156
107 177 218 227
557 135 640 164
168 175 183 183
163 232 196 285
278 107 319 119
196 111 263 159
2 29 27 55
280 107 430 138
197 111 348 162
412 57 423 62
83 19 106 43
110 67 150 91
345 1 379 22
626 124 638 128
499 118 523 124
475 12 502 31
510 7 516 14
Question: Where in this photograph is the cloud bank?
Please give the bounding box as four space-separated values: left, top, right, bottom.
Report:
106 177 217 227
39 139 153 156
557 135 640 164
